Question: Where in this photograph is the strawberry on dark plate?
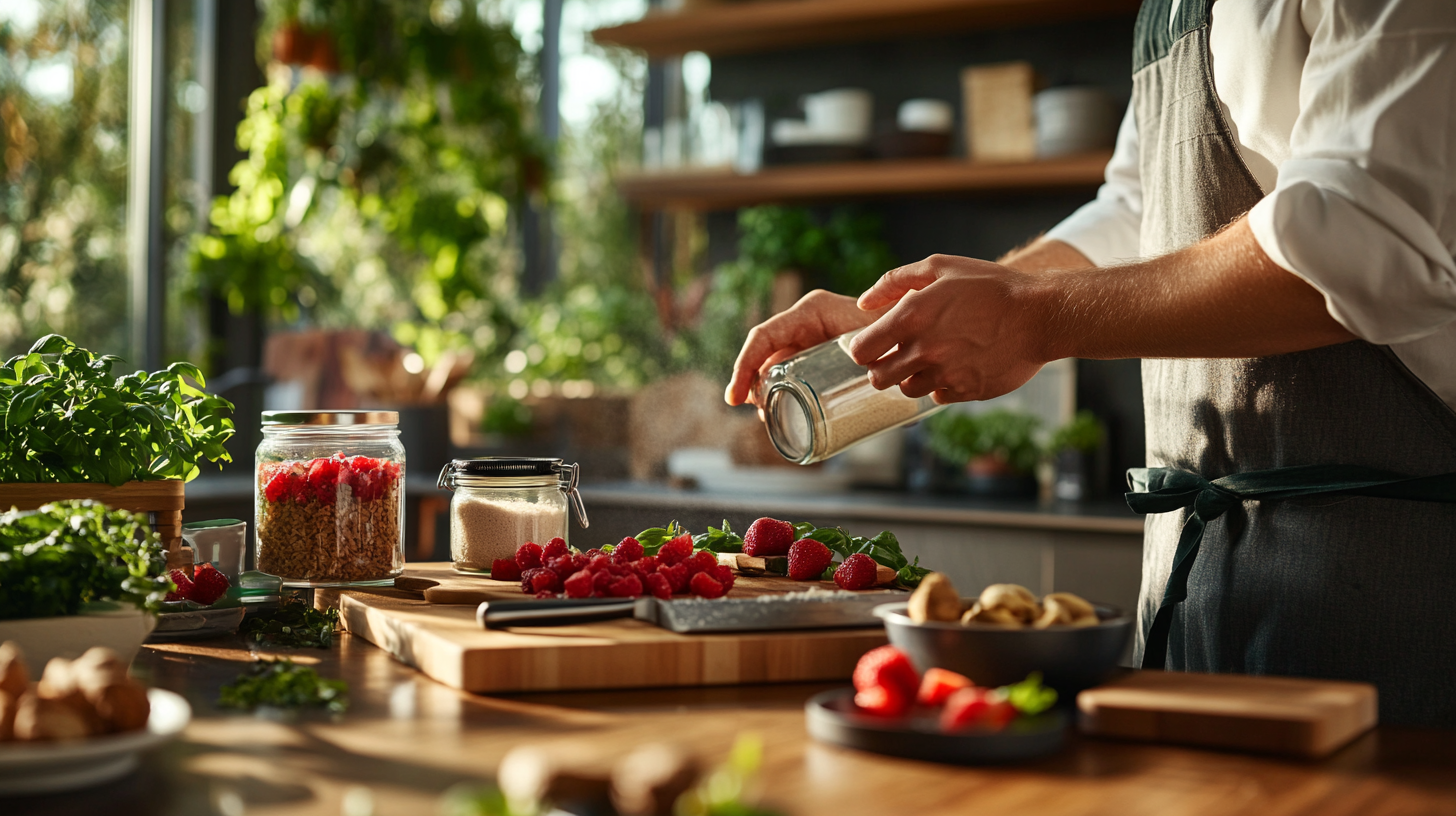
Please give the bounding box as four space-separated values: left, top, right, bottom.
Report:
188 563 230 605
917 668 973 706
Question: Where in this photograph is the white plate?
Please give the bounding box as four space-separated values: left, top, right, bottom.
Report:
0 688 191 795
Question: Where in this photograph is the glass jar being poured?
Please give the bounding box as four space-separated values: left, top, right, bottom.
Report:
756 329 948 464
438 457 590 575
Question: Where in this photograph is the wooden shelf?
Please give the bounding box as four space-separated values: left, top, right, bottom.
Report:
592 0 1140 58
615 152 1111 210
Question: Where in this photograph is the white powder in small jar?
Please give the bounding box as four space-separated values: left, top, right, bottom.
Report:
820 380 924 455
450 495 567 573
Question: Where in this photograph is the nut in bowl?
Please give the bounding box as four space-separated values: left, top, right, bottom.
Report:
874 574 1134 696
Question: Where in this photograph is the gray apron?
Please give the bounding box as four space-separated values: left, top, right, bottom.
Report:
1131 0 1456 726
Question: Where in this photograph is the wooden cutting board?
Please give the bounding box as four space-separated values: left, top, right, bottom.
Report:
332 563 892 694
1077 670 1378 758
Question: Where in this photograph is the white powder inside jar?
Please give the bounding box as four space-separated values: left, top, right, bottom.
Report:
450 495 567 572
821 381 924 455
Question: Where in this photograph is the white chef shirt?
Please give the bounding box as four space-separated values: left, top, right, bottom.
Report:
1045 0 1456 412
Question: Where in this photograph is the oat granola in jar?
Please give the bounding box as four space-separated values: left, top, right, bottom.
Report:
255 410 406 586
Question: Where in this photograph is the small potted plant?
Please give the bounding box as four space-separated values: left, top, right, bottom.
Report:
0 335 235 564
926 410 1042 499
1048 410 1106 501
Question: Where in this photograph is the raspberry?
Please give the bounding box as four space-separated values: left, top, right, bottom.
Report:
657 534 693 566
571 553 590 572
635 555 659 574
491 559 522 581
787 539 833 581
589 555 612 572
709 564 736 593
852 646 920 699
689 571 726 599
515 542 544 571
612 537 644 564
287 471 308 503
854 683 910 718
660 563 690 593
543 538 569 560
743 518 794 557
188 563 230 605
564 570 595 599
535 590 558 599
593 570 614 591
917 668 973 707
529 569 562 595
685 550 717 577
520 567 548 594
608 574 643 598
166 569 194 602
645 573 672 599
834 553 878 590
940 688 1016 732
547 555 577 578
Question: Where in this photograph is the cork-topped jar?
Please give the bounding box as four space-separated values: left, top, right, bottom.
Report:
254 411 406 586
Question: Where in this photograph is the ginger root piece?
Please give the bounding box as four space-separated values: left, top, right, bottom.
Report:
907 573 963 624
610 743 700 816
1034 592 1099 629
962 584 1039 627
13 692 91 741
0 642 28 699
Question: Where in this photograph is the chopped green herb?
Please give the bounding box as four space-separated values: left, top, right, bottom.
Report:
240 596 340 648
218 659 348 713
1001 672 1058 716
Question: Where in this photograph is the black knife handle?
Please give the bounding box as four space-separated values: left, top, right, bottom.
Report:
477 598 635 629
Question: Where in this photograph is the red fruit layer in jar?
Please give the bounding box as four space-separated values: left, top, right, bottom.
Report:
260 454 402 505
257 454 403 584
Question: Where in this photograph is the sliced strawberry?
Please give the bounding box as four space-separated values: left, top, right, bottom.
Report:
940 688 1016 732
917 667 974 706
854 684 910 718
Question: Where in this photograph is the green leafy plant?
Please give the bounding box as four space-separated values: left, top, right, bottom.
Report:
0 500 171 620
0 335 234 484
218 658 349 713
1049 409 1105 454
239 596 340 648
926 409 1043 475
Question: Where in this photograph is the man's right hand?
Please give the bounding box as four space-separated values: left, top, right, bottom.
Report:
724 289 886 408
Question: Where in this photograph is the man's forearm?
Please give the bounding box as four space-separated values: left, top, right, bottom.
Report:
999 237 1092 274
1030 218 1356 361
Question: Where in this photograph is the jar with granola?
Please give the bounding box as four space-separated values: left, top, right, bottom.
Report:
255 411 406 586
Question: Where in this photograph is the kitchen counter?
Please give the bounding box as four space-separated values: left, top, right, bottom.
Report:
15 634 1455 816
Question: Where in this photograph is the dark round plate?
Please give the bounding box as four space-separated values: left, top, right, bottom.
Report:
805 688 1066 765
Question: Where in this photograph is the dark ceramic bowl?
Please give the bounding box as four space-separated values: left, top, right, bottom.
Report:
874 600 1134 696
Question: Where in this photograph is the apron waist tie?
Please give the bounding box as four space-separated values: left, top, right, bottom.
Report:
1125 464 1456 670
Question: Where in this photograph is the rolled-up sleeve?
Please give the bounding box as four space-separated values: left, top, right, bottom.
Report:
1246 0 1456 345
1044 100 1144 267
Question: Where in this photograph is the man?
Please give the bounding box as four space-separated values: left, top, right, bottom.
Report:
724 0 1456 726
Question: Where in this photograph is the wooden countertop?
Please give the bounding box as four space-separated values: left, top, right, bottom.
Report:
15 634 1454 816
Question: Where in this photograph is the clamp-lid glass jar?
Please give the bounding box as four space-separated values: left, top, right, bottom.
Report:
439 457 590 575
255 410 406 587
757 329 947 464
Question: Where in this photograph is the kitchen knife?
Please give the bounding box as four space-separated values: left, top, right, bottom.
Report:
477 589 903 633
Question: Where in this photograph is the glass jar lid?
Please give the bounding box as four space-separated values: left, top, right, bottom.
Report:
261 410 399 426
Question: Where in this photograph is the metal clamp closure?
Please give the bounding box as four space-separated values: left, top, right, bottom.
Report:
553 460 590 529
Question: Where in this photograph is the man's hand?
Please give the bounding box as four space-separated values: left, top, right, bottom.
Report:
848 255 1050 403
724 289 887 407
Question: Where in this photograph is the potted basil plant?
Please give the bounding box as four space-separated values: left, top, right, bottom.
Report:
925 410 1043 499
0 335 235 560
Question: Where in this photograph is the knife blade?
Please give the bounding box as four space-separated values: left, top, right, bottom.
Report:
477 589 902 633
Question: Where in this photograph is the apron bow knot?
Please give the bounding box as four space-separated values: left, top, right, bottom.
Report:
1126 464 1456 669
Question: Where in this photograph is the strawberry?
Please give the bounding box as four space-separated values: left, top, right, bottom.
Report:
917 668 973 706
787 539 833 581
940 688 1016 732
689 571 726 599
188 563 230 606
852 646 920 700
834 553 878 591
515 542 544 570
611 537 644 564
656 534 693 566
854 683 910 718
166 569 194 602
742 518 794 557
491 558 522 581
542 538 569 561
